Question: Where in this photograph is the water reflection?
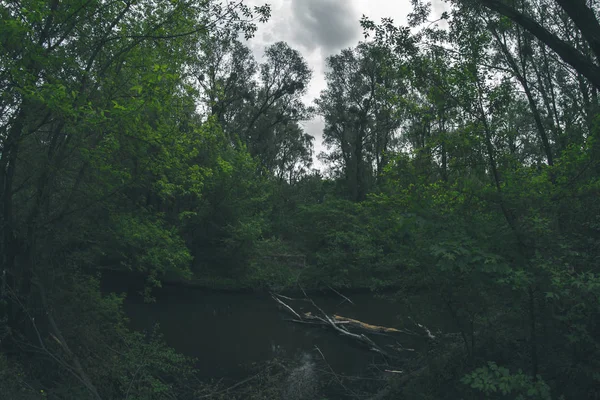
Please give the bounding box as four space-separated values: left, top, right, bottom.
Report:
105 282 433 380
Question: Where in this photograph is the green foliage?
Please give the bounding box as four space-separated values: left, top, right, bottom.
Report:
2 0 600 399
0 354 39 399
0 0 273 397
462 362 551 400
181 128 271 276
246 238 304 289
293 199 380 287
110 212 193 298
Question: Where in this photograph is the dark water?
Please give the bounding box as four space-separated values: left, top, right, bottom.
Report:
104 278 441 380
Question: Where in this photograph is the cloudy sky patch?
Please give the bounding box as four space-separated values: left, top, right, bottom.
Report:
290 0 361 53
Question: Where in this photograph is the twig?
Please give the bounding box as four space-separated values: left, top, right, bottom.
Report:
328 285 355 305
391 341 415 352
34 279 103 400
196 371 263 398
125 362 144 400
409 317 436 340
314 345 326 361
271 293 303 320
5 283 97 398
273 293 310 302
287 319 325 326
314 346 359 398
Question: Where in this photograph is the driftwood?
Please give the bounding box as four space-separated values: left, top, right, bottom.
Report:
272 292 443 399
271 292 401 358
332 315 402 333
271 294 303 320
271 292 445 400
327 285 355 305
292 310 410 335
271 289 439 361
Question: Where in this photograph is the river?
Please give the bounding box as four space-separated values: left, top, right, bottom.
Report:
103 277 444 381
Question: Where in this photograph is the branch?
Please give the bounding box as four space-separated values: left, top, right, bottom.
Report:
555 0 600 61
328 285 355 305
299 286 392 357
34 280 103 400
476 0 600 89
271 293 303 320
3 280 101 399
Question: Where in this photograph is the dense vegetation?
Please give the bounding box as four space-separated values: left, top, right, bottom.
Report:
1 0 599 398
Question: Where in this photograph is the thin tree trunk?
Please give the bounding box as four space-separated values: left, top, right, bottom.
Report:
528 286 539 379
555 0 600 61
476 0 600 89
490 28 554 166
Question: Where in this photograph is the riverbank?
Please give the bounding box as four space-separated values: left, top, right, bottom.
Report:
100 266 402 295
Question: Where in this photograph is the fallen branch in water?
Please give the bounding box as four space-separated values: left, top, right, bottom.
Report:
332 315 401 334
409 317 436 340
271 293 303 320
272 292 393 358
196 372 263 399
328 285 355 305
271 292 444 399
273 293 311 302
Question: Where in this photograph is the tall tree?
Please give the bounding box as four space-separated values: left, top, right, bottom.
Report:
0 1 270 397
317 42 404 200
448 0 600 88
193 38 314 177
356 3 600 398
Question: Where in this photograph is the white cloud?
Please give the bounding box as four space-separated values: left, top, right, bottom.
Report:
289 0 361 53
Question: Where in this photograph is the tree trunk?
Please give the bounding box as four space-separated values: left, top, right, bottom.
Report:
490 27 554 166
555 0 600 61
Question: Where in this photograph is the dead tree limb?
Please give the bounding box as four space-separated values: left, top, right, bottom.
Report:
314 345 360 398
273 289 394 358
34 279 103 400
271 293 303 320
328 285 355 305
332 315 401 334
409 317 436 340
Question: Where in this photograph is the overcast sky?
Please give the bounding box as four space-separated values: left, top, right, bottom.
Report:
243 0 448 166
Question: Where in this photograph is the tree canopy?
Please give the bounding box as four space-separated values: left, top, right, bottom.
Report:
1 0 599 399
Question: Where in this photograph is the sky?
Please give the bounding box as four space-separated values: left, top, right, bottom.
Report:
242 0 448 166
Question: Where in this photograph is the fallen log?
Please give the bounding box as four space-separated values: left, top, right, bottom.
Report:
332 315 402 334
272 293 394 358
300 312 407 335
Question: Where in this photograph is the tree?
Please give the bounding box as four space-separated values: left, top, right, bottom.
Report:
317 42 405 201
358 3 600 397
193 38 314 177
455 0 600 89
0 0 271 397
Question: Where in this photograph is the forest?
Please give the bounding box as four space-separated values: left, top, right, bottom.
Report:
0 0 599 398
